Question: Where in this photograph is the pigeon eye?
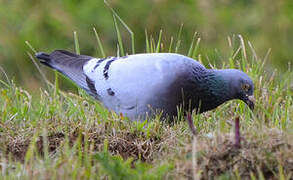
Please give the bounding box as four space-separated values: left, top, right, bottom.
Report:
241 83 250 92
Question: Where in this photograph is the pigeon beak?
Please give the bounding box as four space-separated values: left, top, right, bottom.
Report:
245 95 255 110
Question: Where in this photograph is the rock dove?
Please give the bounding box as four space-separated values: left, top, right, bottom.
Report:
35 50 255 121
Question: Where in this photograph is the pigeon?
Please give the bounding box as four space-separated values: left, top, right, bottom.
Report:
35 50 255 121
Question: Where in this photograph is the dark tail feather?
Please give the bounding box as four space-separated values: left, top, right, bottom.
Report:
35 52 54 68
36 52 50 61
35 50 94 96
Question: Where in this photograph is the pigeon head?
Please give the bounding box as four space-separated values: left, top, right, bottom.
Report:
216 69 255 110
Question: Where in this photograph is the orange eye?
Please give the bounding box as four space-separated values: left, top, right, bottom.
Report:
241 83 250 91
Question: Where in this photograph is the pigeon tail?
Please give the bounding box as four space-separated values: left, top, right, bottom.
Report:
35 52 54 68
35 50 98 99
36 52 50 61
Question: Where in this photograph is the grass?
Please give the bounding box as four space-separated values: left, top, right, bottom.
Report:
0 11 293 179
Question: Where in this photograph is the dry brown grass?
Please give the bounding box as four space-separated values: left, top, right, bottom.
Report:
171 128 293 179
6 127 170 163
5 123 293 180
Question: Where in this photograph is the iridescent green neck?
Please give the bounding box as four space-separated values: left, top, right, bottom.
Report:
196 70 235 112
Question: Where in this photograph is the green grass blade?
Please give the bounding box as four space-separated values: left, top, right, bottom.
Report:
248 41 258 61
0 66 11 87
93 27 106 58
192 38 201 59
25 41 37 54
238 34 248 71
73 31 81 95
104 0 135 54
168 36 174 53
42 128 50 166
175 23 183 53
257 167 265 180
145 29 150 53
0 79 9 88
260 48 271 73
250 172 257 180
150 36 155 53
74 31 80 55
116 44 120 57
238 34 247 60
26 52 52 90
187 32 197 57
25 130 40 164
113 15 125 57
25 41 53 90
156 29 163 53
175 40 181 53
54 70 59 96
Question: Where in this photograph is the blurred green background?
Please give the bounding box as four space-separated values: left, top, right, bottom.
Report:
0 0 293 90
